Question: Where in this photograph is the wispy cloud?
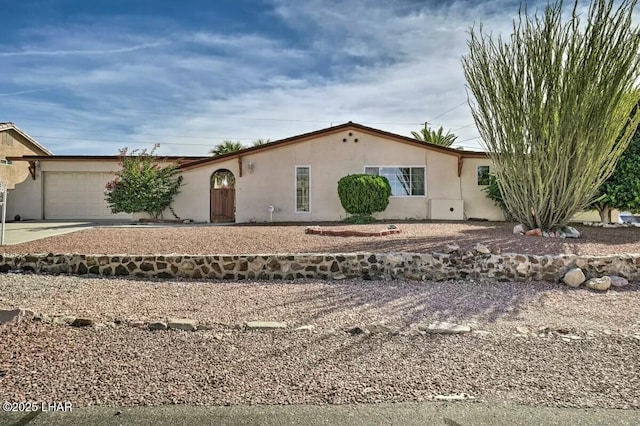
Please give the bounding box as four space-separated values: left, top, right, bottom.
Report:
0 41 168 57
0 0 550 155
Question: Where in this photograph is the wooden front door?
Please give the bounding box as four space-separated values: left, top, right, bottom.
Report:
211 188 235 222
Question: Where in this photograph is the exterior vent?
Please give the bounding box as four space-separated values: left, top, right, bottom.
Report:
430 199 464 220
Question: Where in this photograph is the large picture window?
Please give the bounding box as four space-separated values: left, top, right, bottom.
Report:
365 166 425 196
296 166 310 212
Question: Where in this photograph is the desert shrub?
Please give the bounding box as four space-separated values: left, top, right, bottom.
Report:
337 174 391 222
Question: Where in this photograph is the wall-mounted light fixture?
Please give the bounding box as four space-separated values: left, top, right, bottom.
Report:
35 160 41 169
248 161 254 173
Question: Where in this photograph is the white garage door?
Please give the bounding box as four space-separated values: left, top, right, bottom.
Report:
44 172 132 220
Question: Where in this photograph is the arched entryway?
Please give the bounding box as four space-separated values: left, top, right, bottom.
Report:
210 169 236 222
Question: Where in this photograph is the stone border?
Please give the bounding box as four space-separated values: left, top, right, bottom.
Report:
304 227 402 237
0 250 638 282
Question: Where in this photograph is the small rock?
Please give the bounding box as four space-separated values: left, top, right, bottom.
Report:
516 326 530 335
167 318 198 331
295 325 316 331
490 246 501 255
212 333 224 340
404 272 425 281
472 330 491 336
513 224 527 234
586 276 612 291
59 316 76 325
332 274 347 280
148 322 168 331
474 243 491 254
244 321 287 330
558 333 582 340
562 268 586 288
562 226 580 238
442 242 461 254
609 275 629 288
365 324 393 334
418 321 471 334
525 228 542 236
603 329 613 335
70 318 94 327
434 393 475 401
347 326 369 335
128 320 146 328
0 308 26 325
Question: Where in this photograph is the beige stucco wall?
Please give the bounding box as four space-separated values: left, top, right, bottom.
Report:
181 129 480 223
0 131 46 189
170 158 238 222
460 157 504 221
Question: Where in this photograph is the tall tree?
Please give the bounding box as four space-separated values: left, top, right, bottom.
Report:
411 125 457 147
209 140 244 156
462 0 640 230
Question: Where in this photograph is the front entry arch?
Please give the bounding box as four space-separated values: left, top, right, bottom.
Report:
210 169 236 222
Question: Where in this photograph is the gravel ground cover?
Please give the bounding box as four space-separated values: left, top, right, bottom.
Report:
1 275 639 408
5 221 640 256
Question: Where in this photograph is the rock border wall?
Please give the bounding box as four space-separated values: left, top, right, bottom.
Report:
0 252 638 282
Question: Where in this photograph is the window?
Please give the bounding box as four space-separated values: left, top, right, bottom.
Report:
477 165 491 185
0 159 12 166
365 166 425 196
296 166 310 212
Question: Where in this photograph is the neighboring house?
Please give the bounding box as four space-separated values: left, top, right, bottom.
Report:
7 122 503 222
0 122 53 190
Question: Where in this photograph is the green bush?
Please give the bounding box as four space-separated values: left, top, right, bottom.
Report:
482 175 515 221
337 174 392 220
105 145 184 219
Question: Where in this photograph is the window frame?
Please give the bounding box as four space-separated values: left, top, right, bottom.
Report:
295 165 311 213
0 159 13 166
364 165 427 198
477 165 491 186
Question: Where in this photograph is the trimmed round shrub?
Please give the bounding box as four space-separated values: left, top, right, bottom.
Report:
337 174 392 216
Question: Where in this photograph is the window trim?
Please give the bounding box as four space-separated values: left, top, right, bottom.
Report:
364 165 427 198
477 165 491 186
295 165 311 213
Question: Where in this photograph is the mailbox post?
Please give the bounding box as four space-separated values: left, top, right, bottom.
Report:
0 181 6 245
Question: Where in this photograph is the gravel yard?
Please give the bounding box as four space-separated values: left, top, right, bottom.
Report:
5 221 640 256
1 275 639 408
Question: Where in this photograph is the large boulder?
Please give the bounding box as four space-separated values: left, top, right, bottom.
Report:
609 275 629 288
562 226 581 239
562 268 586 288
513 224 527 234
586 276 612 292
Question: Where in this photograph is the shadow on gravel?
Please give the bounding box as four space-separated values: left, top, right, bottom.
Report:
239 280 561 330
305 222 640 256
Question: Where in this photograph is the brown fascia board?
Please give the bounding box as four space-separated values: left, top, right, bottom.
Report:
7 155 207 165
179 121 487 171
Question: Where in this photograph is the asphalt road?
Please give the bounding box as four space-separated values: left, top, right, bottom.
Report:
2 402 639 426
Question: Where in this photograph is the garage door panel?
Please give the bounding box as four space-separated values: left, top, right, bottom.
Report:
44 172 132 220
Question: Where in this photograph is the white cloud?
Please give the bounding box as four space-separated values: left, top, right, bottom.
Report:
1 0 549 155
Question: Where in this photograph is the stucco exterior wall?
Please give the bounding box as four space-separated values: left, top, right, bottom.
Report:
460 157 504 221
6 176 43 220
225 130 465 222
171 158 238 222
0 131 44 189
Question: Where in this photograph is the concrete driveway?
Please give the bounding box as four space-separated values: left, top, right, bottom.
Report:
0 221 127 246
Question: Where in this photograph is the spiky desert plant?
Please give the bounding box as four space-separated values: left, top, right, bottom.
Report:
462 0 640 230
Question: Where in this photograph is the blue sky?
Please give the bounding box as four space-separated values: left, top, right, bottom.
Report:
0 0 560 155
